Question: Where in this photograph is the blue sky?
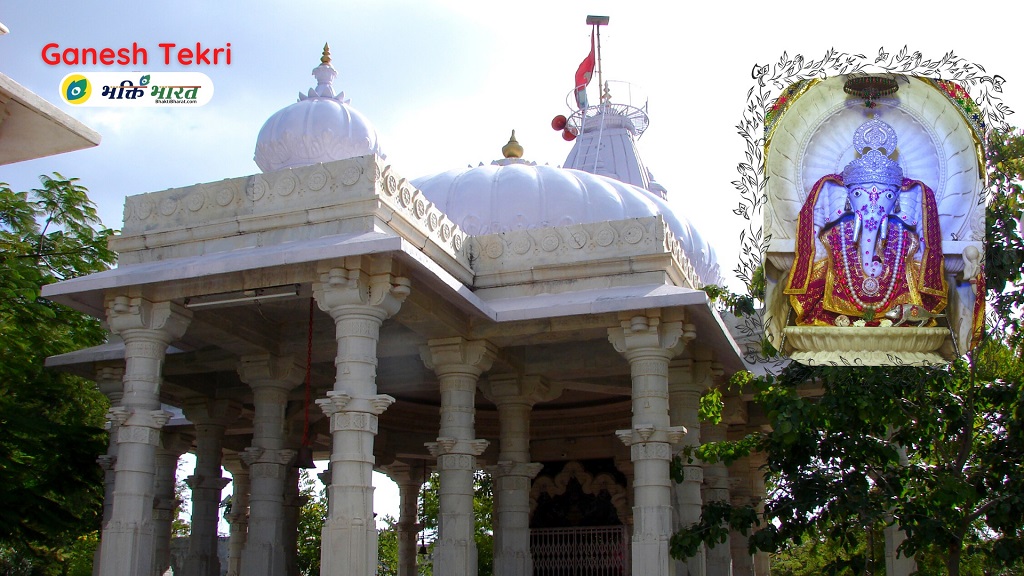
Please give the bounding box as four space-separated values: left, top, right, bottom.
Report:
2 1 1021 290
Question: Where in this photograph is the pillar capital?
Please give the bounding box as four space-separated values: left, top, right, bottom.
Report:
105 296 192 341
237 354 305 389
420 337 497 376
312 260 410 319
183 398 242 428
480 374 561 406
608 310 695 359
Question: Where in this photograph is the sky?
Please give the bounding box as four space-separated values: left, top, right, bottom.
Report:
3 0 1023 528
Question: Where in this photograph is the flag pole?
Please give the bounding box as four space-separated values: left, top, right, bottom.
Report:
586 15 609 103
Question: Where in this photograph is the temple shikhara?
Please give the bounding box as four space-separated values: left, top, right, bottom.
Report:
40 27 984 576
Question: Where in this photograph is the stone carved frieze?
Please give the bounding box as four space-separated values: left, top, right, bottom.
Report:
115 156 470 271
468 216 701 289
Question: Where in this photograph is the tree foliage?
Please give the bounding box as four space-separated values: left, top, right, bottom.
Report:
296 471 326 576
418 470 494 576
0 174 116 571
985 127 1024 348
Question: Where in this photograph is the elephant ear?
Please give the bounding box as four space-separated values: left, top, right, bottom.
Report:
898 181 925 256
810 180 849 259
812 180 850 230
898 182 924 228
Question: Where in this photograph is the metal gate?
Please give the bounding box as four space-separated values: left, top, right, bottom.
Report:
531 525 628 575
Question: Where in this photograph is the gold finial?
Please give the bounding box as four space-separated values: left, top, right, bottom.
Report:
502 130 523 159
321 43 331 65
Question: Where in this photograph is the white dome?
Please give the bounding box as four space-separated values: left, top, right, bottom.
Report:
254 47 384 173
412 160 723 285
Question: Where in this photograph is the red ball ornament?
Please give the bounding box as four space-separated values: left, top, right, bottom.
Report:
562 128 577 141
551 115 567 131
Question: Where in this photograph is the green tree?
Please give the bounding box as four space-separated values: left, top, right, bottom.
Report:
0 174 116 572
985 127 1024 349
296 470 326 576
376 515 400 576
672 347 1024 576
418 470 494 576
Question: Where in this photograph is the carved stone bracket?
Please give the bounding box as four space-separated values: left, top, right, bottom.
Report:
608 311 694 359
420 337 497 375
313 264 410 319
240 446 296 467
487 461 543 479
316 391 352 417
105 296 192 340
616 424 687 446
426 437 489 457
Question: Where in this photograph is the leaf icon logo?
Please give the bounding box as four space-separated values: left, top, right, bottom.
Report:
61 74 91 104
140 75 150 86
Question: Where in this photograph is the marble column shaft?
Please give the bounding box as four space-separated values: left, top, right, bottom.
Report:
314 263 409 576
94 365 124 576
99 297 191 576
383 462 424 576
481 376 555 576
610 313 692 576
223 455 251 576
422 337 496 576
183 399 240 576
238 354 303 576
668 360 711 576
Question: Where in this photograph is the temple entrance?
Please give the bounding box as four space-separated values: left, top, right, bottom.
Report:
529 460 629 575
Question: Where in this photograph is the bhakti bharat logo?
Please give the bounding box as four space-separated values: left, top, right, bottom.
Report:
61 74 92 104
58 72 214 107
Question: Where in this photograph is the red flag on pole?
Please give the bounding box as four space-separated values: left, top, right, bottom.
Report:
574 29 595 109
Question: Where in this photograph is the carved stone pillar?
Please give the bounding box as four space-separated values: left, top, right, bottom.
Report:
99 296 191 576
93 365 124 576
313 261 409 576
237 354 304 576
702 421 732 576
609 311 693 576
152 432 191 576
481 375 558 576
95 366 125 527
222 455 250 576
421 337 496 576
383 461 426 576
183 399 241 576
668 359 712 576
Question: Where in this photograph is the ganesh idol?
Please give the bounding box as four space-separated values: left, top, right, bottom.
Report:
784 118 947 326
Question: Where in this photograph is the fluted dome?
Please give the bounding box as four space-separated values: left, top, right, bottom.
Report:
254 45 384 173
412 158 723 286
